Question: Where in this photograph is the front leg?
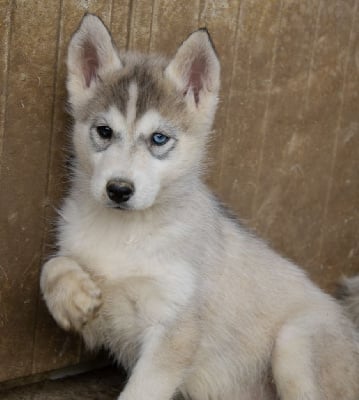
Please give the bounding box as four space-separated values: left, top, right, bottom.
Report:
40 256 102 331
119 308 199 400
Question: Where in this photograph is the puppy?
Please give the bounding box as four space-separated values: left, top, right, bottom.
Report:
41 14 359 400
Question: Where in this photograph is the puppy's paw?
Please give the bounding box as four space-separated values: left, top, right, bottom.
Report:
41 257 102 331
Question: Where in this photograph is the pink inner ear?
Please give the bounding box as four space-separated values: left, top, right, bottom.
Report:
83 40 99 87
187 54 207 105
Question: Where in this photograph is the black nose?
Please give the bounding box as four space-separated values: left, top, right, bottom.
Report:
106 180 134 204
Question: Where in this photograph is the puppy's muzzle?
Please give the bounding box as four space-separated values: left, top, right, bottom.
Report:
106 180 135 205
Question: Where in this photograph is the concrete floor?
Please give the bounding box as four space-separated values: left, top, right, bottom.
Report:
0 367 126 400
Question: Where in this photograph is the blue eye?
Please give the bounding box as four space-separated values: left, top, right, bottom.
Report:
151 132 170 146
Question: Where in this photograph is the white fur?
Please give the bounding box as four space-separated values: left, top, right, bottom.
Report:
126 82 138 127
41 15 359 400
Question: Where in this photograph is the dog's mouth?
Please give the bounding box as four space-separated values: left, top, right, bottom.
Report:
106 202 133 211
104 195 156 212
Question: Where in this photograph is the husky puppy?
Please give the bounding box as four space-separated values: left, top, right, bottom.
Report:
41 14 359 400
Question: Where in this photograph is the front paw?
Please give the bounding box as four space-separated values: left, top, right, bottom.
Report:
41 257 102 331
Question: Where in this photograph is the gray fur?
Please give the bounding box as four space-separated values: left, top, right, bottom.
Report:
337 276 359 331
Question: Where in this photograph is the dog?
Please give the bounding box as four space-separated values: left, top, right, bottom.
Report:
40 14 359 400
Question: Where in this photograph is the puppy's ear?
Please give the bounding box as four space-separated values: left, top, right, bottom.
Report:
67 14 122 108
165 29 220 109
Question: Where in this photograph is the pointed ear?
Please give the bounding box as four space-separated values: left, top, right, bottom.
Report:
165 29 220 108
67 14 122 108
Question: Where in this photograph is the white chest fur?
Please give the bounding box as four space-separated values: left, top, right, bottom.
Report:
58 198 196 330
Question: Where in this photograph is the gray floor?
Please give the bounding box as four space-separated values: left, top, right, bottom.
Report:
0 367 126 400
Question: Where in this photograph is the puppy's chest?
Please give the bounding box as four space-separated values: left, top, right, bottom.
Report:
72 226 182 281
77 228 195 360
68 220 195 322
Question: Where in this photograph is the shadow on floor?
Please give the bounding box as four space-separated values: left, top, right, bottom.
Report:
0 366 126 400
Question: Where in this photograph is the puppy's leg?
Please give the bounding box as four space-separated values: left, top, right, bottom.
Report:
271 314 323 400
40 256 102 331
119 309 199 400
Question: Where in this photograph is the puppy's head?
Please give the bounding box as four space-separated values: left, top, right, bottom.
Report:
67 14 220 211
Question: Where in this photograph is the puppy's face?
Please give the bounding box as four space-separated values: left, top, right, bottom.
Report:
67 15 220 211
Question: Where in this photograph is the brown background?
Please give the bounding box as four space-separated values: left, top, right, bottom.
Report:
0 0 358 384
